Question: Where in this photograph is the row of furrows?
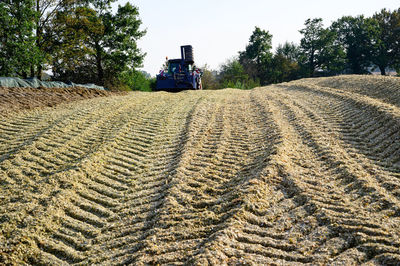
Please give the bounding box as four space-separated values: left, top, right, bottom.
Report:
0 103 123 264
311 76 400 108
0 97 133 233
0 99 107 154
95 94 204 265
168 89 343 265
283 85 400 201
143 90 286 265
184 94 273 264
147 101 231 265
91 91 251 264
0 110 81 163
286 84 400 170
318 87 400 195
0 94 144 263
264 86 400 264
22 102 131 175
255 90 368 263
30 94 182 265
98 94 221 265
282 87 400 264
211 89 317 264
3 82 400 264
0 97 144 217
0 98 124 182
200 87 393 264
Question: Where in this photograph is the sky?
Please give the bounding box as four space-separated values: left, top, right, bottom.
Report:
112 0 400 76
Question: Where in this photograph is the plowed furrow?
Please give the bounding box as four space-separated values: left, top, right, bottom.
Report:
282 85 400 202
261 86 400 263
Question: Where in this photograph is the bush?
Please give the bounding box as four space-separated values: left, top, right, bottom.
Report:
118 70 155 91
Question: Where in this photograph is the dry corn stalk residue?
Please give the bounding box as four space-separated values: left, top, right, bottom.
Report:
1 75 400 265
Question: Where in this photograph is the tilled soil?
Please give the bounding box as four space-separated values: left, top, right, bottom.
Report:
0 86 125 116
1 75 400 265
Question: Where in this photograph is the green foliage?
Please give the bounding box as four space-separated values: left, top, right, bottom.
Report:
2 1 398 90
218 58 260 90
276 42 300 62
268 54 301 83
241 27 273 65
299 18 346 77
200 65 219 90
49 5 102 83
49 1 145 87
0 0 42 77
371 8 400 75
118 70 155 91
331 15 378 74
102 2 146 75
239 27 273 84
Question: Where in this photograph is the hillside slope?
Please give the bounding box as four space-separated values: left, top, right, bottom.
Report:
1 75 400 265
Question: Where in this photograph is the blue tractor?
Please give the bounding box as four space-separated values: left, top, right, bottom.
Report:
156 45 202 91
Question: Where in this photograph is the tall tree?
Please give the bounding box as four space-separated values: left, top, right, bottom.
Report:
276 42 300 62
372 8 400 75
49 4 103 83
271 42 301 83
33 0 64 78
218 58 259 89
0 0 41 77
49 1 146 86
239 27 273 84
101 2 146 85
269 54 300 83
331 15 377 74
299 18 345 77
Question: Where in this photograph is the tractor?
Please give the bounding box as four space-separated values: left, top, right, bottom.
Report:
155 45 202 91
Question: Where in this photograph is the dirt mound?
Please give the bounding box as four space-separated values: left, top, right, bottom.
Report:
0 86 125 116
1 75 400 264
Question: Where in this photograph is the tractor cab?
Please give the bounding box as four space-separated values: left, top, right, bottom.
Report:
156 45 202 91
167 60 192 74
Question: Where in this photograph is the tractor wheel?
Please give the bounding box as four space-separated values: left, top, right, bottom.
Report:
196 78 202 90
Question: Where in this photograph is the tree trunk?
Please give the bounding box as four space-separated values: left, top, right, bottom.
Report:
309 49 315 77
379 65 386 75
30 65 35 78
35 0 42 80
95 42 104 86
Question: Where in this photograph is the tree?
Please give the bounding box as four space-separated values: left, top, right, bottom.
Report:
32 0 66 78
200 64 219 90
239 27 273 84
372 8 400 75
101 2 146 86
118 69 155 91
299 18 345 77
218 58 259 90
49 1 146 87
0 0 41 77
49 4 103 83
331 15 377 74
276 42 300 62
268 42 301 83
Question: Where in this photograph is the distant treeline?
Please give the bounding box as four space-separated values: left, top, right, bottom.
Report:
0 0 152 90
202 8 400 90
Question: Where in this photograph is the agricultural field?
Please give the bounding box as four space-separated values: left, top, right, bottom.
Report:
1 75 400 265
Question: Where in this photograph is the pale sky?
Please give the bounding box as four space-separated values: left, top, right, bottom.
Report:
113 0 399 76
